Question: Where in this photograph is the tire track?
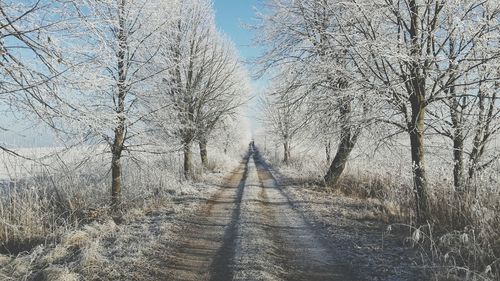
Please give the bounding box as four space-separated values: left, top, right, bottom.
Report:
164 148 359 280
163 154 250 281
232 156 284 281
253 152 358 281
209 155 249 281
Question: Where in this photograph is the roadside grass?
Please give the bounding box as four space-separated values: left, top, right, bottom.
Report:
263 146 500 281
0 144 243 280
0 154 176 255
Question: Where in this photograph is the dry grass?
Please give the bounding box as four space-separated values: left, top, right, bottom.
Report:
266 143 500 281
335 172 500 280
0 143 243 280
0 176 223 281
0 161 174 255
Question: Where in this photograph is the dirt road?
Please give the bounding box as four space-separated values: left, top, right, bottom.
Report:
162 148 425 280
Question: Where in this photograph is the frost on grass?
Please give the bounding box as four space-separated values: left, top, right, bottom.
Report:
0 174 221 281
262 158 429 280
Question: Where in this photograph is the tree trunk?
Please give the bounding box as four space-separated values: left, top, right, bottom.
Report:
468 130 483 183
199 138 208 168
283 140 291 165
325 140 331 163
468 88 489 182
407 0 430 225
111 128 124 210
183 141 193 178
287 143 291 162
111 0 127 211
324 127 358 186
449 88 464 192
408 100 431 225
453 134 468 229
452 132 464 190
324 98 359 186
452 125 465 225
223 136 229 155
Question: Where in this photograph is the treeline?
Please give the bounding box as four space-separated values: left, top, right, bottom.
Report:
256 0 500 225
0 0 250 209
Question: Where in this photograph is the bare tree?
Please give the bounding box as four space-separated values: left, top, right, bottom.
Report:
0 0 69 154
425 3 500 201
261 71 308 165
328 0 500 224
194 36 248 169
162 0 216 177
160 0 249 177
54 0 178 210
255 0 363 184
257 0 500 224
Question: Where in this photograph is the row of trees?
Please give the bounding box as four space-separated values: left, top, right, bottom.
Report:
257 0 500 224
0 0 249 209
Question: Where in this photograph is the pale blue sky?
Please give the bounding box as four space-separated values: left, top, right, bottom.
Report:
213 0 267 135
213 0 262 62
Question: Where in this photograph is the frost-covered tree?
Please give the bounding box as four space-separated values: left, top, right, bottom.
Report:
0 0 69 155
255 0 364 186
51 0 179 210
257 0 500 224
261 69 309 165
194 36 249 169
159 0 249 177
425 3 500 197
318 0 500 223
